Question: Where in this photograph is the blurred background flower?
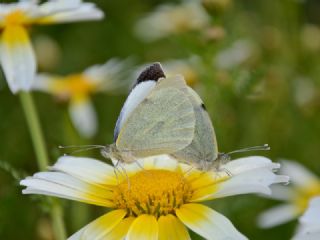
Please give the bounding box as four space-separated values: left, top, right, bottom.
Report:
34 35 62 72
258 160 320 228
292 196 320 240
134 0 210 41
162 56 203 87
33 59 132 138
0 0 104 93
214 39 258 70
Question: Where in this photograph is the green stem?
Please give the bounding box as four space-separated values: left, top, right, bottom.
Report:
51 200 67 240
19 91 67 240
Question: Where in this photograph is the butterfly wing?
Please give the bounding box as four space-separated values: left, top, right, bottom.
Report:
115 77 195 158
172 87 218 170
113 63 165 141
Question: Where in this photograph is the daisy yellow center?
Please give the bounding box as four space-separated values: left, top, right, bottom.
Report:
4 10 28 26
113 170 193 217
294 181 320 213
51 74 97 101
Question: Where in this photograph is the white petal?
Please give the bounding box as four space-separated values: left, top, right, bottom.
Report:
0 2 38 16
126 214 158 240
83 58 132 92
32 73 58 92
218 156 289 197
292 230 320 240
268 184 296 201
37 2 104 23
20 171 113 207
69 98 97 138
300 197 320 225
280 160 319 187
0 26 36 93
212 168 288 199
257 204 299 228
293 196 320 240
38 0 82 15
110 155 179 178
192 157 289 201
158 214 190 240
111 157 145 177
223 156 280 174
151 155 179 170
50 156 118 186
68 209 127 240
176 203 247 240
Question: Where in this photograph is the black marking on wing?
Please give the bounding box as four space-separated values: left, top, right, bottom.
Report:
136 63 165 84
201 103 207 111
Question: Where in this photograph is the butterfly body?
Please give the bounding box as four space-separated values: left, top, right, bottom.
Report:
101 144 136 164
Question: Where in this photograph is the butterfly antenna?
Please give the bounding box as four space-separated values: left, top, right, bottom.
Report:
58 145 106 149
58 145 106 155
227 144 270 155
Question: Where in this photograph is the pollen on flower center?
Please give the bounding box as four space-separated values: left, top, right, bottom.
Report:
4 10 28 26
113 169 193 217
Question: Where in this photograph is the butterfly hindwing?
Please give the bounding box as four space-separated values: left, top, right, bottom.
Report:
172 87 218 169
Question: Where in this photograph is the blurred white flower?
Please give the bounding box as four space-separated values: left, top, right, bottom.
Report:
301 24 320 52
293 77 317 107
0 0 104 93
215 39 256 70
162 57 202 87
34 35 61 71
33 59 131 138
258 160 320 228
135 0 210 41
293 197 320 240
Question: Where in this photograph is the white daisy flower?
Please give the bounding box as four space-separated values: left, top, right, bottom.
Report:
135 0 210 41
21 155 288 239
258 160 320 228
0 0 104 93
33 59 131 138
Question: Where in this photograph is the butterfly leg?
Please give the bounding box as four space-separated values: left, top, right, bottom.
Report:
134 160 145 170
118 162 130 189
218 167 233 177
183 165 195 177
113 159 120 184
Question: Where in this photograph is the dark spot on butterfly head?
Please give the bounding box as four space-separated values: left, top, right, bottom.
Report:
136 63 166 84
201 103 207 111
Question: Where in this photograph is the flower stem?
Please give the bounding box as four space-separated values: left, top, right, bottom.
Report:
19 91 67 240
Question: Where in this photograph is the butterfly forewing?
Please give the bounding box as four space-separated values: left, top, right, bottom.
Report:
115 85 195 158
